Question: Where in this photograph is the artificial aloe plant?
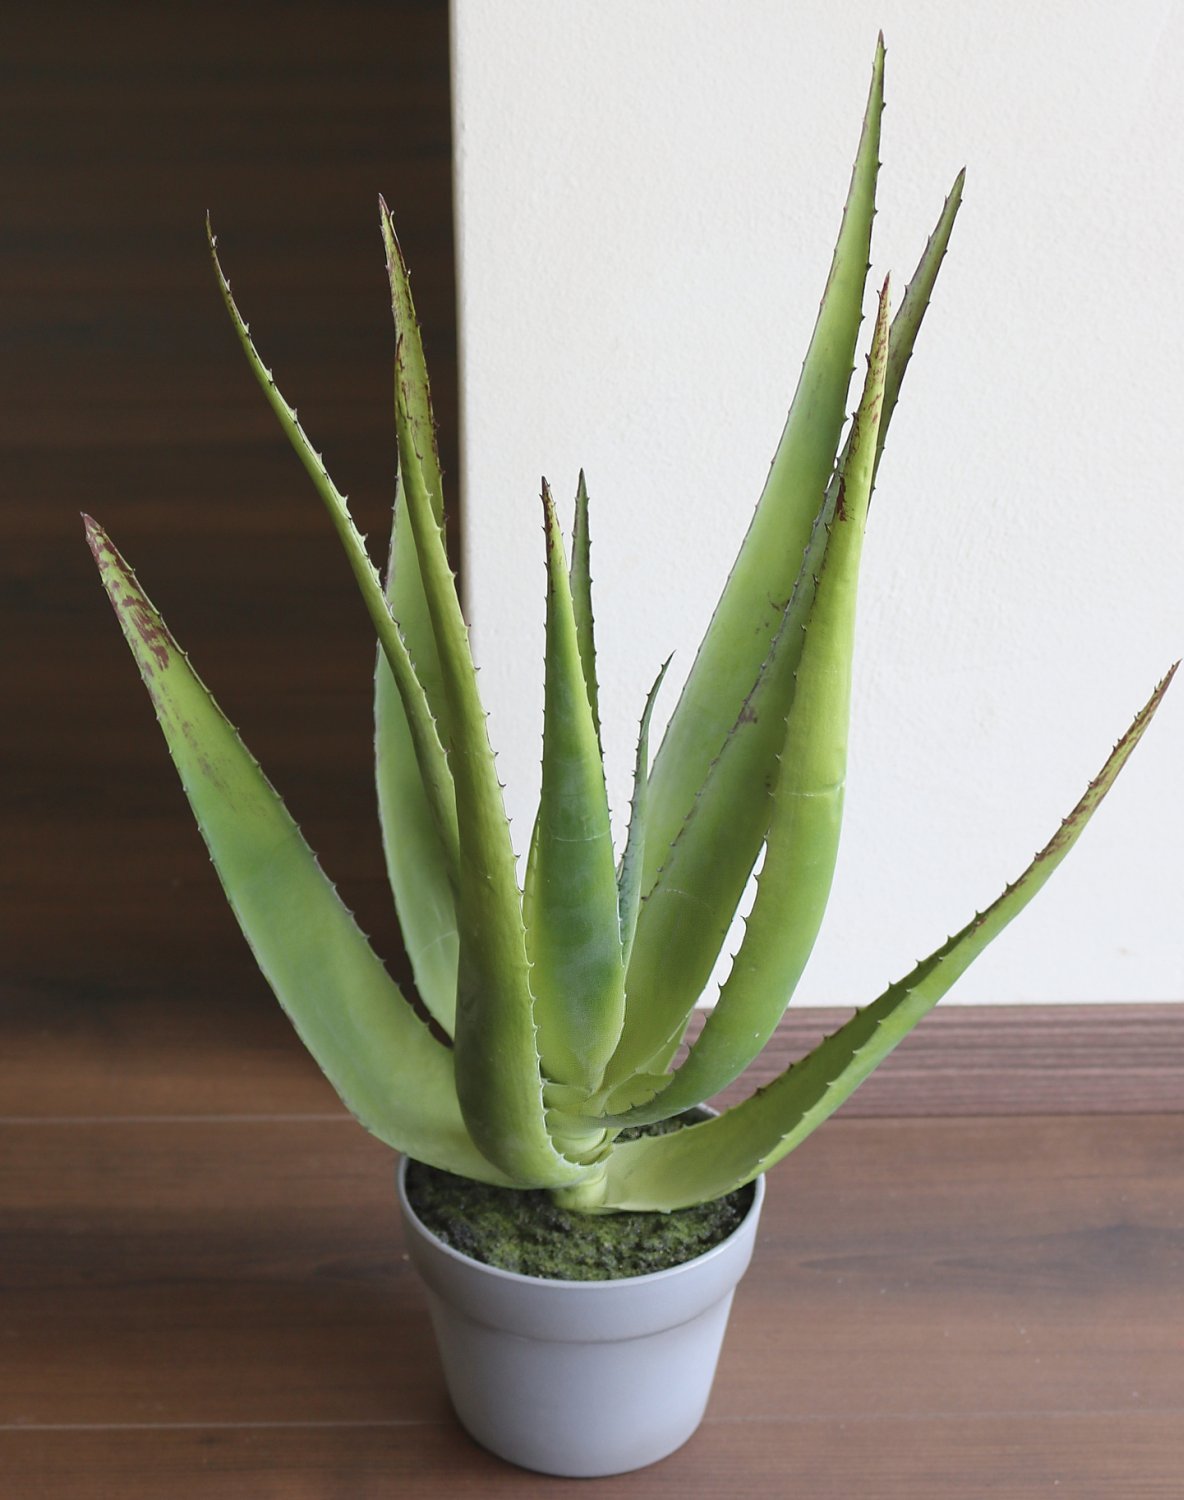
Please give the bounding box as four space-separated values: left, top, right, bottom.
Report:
87 40 1173 1214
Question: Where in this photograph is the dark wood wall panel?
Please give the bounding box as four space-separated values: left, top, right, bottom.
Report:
1 1 457 1008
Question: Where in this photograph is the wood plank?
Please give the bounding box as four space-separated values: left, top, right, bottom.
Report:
5 993 1182 1120
4 1414 1183 1500
2 1115 1180 1430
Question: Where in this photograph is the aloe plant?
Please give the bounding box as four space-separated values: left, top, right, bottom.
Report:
87 40 1173 1214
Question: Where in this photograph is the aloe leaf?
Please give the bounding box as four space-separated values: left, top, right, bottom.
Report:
375 653 458 1032
84 518 508 1185
605 280 891 1125
875 169 964 492
612 169 963 1086
609 479 834 1089
640 36 885 899
609 167 960 1092
208 222 460 889
375 202 458 1031
394 387 587 1187
379 200 452 745
523 484 627 1093
569 470 601 750
595 667 1176 1210
617 657 671 970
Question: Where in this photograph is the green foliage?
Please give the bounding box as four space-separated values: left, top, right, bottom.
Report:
88 42 1173 1214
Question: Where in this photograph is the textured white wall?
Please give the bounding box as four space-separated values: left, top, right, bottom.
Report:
450 0 1183 1004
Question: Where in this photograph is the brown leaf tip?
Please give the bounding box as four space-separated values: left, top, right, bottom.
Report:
81 512 106 562
83 517 171 675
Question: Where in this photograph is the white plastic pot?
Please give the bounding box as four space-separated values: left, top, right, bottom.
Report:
396 1156 765 1477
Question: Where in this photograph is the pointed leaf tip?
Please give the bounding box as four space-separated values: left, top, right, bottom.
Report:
82 514 107 573
639 33 885 908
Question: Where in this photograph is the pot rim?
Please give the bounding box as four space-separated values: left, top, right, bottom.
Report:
396 1152 766 1292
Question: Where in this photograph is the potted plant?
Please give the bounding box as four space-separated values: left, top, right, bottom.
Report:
86 38 1172 1479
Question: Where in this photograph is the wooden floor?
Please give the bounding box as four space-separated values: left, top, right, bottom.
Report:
3 999 1182 1498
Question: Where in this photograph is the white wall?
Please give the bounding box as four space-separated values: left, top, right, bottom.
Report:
450 0 1183 1005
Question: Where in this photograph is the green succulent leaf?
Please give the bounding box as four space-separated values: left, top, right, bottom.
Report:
375 595 459 1033
393 382 586 1188
378 199 454 752
615 166 964 1090
374 203 459 1032
605 278 892 1125
609 477 834 1089
640 36 885 900
617 656 671 971
875 169 965 492
84 518 507 1184
525 482 627 1093
208 220 460 900
596 666 1176 1210
569 469 601 751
